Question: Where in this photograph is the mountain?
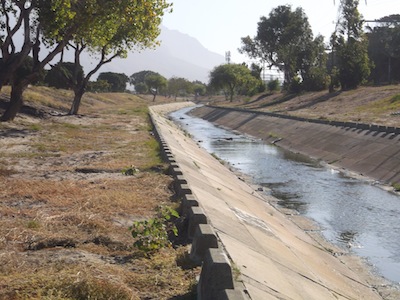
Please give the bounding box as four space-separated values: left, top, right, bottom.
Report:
81 26 225 83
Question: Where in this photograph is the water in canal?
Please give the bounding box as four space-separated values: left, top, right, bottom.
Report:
170 106 400 285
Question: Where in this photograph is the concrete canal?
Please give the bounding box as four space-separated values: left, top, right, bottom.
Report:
170 105 400 286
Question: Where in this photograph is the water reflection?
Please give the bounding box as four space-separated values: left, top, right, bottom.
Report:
170 106 400 284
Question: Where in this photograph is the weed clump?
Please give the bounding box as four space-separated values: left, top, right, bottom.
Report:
130 205 179 254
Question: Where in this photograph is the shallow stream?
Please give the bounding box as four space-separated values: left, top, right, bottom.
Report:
170 106 400 285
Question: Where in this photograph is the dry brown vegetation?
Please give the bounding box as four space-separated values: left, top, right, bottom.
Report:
0 87 198 300
204 85 400 127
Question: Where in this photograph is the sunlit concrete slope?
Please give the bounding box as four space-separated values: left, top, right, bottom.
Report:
150 102 396 300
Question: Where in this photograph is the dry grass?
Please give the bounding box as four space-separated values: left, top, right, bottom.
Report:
0 86 198 299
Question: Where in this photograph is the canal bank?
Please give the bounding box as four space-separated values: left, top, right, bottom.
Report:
190 105 400 187
150 102 399 300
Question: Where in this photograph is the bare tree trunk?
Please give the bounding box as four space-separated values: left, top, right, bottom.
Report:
229 86 234 102
0 79 28 121
68 44 120 114
69 87 85 115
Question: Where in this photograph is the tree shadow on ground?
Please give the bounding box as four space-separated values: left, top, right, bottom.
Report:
244 92 273 106
285 91 342 111
251 93 298 109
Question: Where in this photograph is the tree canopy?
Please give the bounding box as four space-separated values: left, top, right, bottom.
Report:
332 0 370 90
130 70 159 86
144 72 167 101
240 5 315 88
1 0 97 120
98 72 129 92
1 0 172 120
61 0 172 115
367 14 400 84
167 77 191 100
209 64 263 101
44 62 84 90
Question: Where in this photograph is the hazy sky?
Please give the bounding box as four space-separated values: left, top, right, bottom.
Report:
162 0 398 63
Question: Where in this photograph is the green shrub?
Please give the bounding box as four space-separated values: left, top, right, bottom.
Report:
122 165 139 176
130 206 179 254
390 94 400 103
267 79 280 92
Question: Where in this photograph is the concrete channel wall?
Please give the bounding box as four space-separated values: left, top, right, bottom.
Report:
191 105 400 185
149 103 399 299
150 113 246 300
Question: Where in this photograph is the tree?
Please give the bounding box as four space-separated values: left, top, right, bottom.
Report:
86 80 111 93
240 5 314 88
0 0 38 91
209 64 261 101
192 81 207 101
130 70 159 86
97 72 129 92
367 15 400 84
332 0 370 90
267 79 281 92
301 35 330 91
144 73 167 101
64 0 171 114
167 77 190 100
1 0 171 120
44 62 84 90
1 0 89 121
134 82 148 94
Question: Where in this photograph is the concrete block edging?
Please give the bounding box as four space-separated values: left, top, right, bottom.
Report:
149 110 246 300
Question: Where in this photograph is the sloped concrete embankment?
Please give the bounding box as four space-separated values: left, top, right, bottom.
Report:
191 105 400 185
150 108 246 300
149 103 397 300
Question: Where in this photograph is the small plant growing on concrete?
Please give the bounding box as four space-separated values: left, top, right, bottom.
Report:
392 183 400 192
130 206 179 254
231 262 242 281
268 131 280 139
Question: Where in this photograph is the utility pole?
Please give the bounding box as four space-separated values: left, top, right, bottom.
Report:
333 0 367 4
225 51 231 64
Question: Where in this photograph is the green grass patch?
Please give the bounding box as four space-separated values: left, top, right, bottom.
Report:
357 95 400 114
33 142 66 153
24 89 70 110
29 124 42 131
26 220 41 229
390 94 400 103
60 122 81 129
115 106 149 116
143 138 162 167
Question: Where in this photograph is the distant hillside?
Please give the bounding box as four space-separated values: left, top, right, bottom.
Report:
81 26 225 83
